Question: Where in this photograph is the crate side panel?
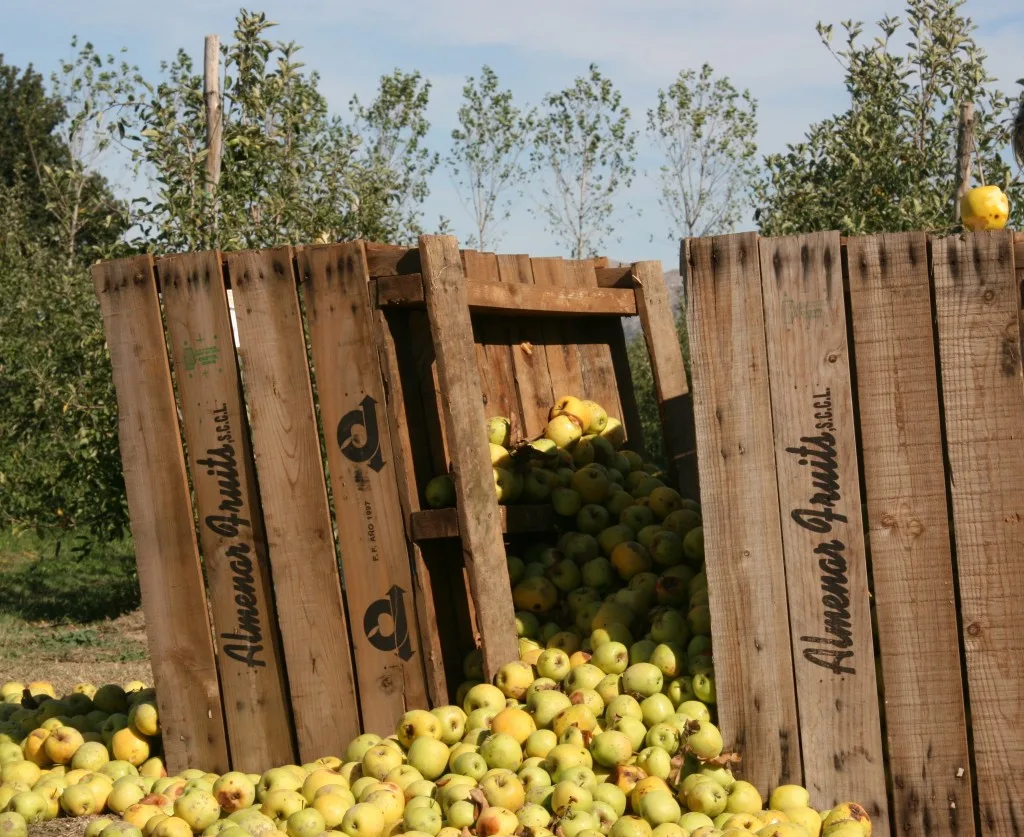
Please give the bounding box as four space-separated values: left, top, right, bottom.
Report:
159 251 296 772
299 243 431 733
92 256 229 774
845 232 974 837
759 231 889 827
226 248 361 761
932 231 1024 837
683 233 802 794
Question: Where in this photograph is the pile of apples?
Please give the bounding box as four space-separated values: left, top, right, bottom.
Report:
0 396 874 837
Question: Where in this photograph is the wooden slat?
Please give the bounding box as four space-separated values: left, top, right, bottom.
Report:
158 252 296 772
225 247 361 761
410 505 556 541
531 257 587 401
375 274 638 317
683 233 802 795
605 317 648 457
845 233 974 837
366 243 420 277
369 303 448 704
299 242 431 733
932 231 1024 837
418 235 519 681
382 308 471 700
758 232 889 826
92 256 229 774
596 265 635 288
568 259 627 437
463 251 527 441
634 260 698 499
496 255 556 438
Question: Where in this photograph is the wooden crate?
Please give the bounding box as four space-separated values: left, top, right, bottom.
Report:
684 229 1024 837
92 234 694 774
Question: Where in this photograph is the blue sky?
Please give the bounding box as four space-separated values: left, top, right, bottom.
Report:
5 0 1023 268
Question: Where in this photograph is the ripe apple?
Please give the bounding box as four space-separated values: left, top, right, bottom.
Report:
551 487 583 517
581 557 615 590
110 727 150 767
486 416 511 448
577 504 611 535
59 783 97 817
572 467 611 504
512 577 559 613
600 418 626 449
476 806 519 837
424 475 456 509
522 468 557 503
340 802 385 837
128 701 159 737
545 415 584 449
583 401 608 434
6 792 47 825
0 812 27 837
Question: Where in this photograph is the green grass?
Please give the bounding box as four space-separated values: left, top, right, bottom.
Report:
0 529 140 623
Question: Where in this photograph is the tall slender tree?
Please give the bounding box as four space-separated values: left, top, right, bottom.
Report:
447 66 532 250
530 64 637 259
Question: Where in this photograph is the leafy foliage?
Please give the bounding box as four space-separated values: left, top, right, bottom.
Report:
648 64 759 240
447 66 533 250
755 0 1024 236
530 64 638 258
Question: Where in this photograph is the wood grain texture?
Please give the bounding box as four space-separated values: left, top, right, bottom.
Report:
683 233 802 795
530 257 586 400
92 256 229 774
462 251 526 441
605 315 649 458
376 308 460 704
845 233 974 837
634 260 698 499
496 255 555 438
419 235 519 680
759 232 888 826
410 506 556 540
374 274 638 316
225 248 361 761
299 242 430 734
932 231 1024 837
158 251 296 772
567 259 627 435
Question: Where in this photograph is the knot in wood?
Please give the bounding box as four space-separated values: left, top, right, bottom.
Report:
826 352 838 364
966 622 982 637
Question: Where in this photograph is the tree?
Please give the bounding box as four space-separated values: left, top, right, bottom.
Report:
530 64 638 258
129 11 360 252
648 64 759 241
447 66 533 250
755 0 1024 236
348 68 439 245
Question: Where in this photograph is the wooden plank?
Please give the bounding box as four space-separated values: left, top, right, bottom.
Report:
605 318 649 457
531 257 586 402
419 235 519 681
158 252 296 773
759 231 888 826
568 259 627 436
496 255 555 438
225 247 362 759
366 243 420 277
411 505 556 541
91 256 229 774
299 242 431 732
634 260 698 499
683 233 802 795
932 231 1024 837
374 274 638 316
596 265 635 288
381 308 471 701
845 233 974 837
462 251 525 442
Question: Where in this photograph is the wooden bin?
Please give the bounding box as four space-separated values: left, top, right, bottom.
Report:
91 235 694 776
683 229 1024 837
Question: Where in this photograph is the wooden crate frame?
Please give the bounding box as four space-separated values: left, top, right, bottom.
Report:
92 234 694 773
683 229 1024 837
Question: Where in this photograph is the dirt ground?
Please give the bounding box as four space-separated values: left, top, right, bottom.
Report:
0 609 152 696
0 609 153 837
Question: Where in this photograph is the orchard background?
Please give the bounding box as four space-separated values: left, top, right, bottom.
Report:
0 0 1022 689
